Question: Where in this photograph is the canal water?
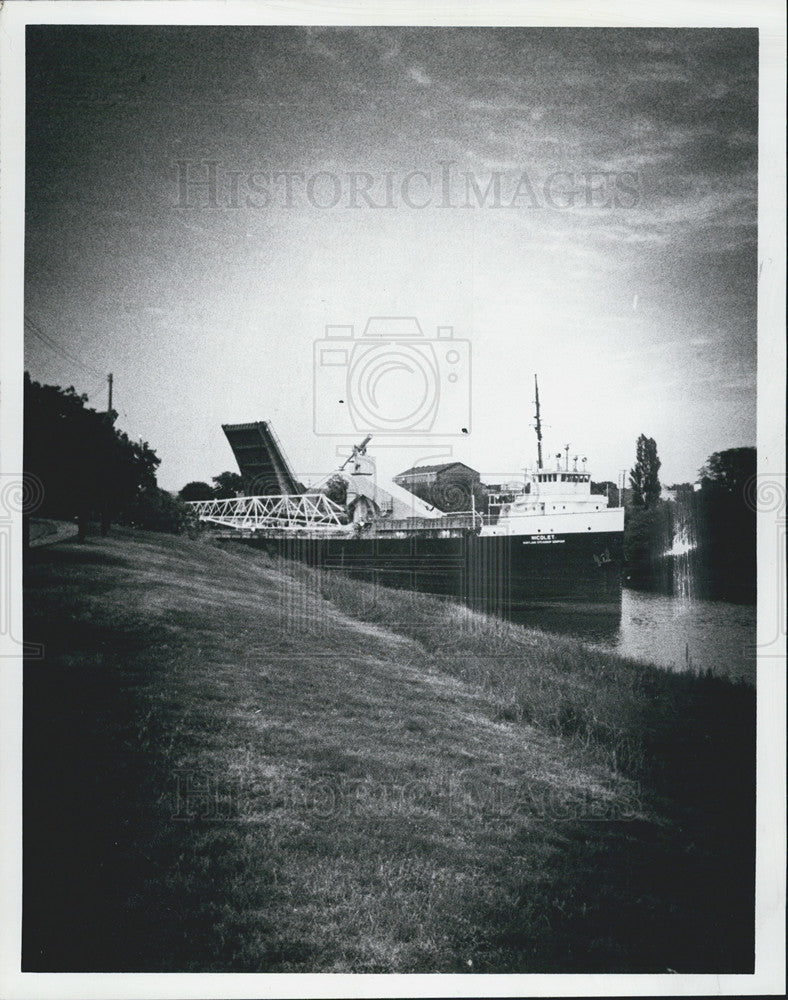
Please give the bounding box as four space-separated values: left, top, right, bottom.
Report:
613 588 755 684
506 502 756 684
508 588 755 685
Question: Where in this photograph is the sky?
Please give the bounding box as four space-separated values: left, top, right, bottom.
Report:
24 26 758 491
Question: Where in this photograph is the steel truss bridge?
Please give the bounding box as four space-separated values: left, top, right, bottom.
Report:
187 493 349 533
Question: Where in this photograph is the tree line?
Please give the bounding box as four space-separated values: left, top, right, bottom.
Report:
178 473 244 502
624 432 756 601
24 377 252 538
24 374 188 540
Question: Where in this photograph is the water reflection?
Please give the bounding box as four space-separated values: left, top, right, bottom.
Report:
613 588 755 684
631 551 755 604
506 587 755 685
506 597 623 645
663 486 698 601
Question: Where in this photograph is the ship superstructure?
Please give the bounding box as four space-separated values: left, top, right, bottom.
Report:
484 464 623 538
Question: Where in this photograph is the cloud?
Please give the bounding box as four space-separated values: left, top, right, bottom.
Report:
407 65 432 87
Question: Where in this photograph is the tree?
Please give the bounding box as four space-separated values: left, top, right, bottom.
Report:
698 448 756 496
629 434 661 508
591 481 619 507
623 502 671 568
178 481 215 502
212 471 244 499
24 374 161 541
121 486 189 533
695 447 756 601
321 474 348 507
90 429 159 535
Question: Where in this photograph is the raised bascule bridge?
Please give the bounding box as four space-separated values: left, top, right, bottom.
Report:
190 421 349 536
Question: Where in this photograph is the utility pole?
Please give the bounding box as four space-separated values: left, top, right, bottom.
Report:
533 374 543 470
107 373 113 414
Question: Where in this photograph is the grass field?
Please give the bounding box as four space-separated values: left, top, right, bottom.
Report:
23 527 755 972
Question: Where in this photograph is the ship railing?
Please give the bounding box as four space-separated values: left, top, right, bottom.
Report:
186 493 350 532
486 490 526 510
447 509 486 531
352 509 487 535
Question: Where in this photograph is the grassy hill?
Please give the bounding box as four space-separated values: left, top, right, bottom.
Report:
23 528 754 972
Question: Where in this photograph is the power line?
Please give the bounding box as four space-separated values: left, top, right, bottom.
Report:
24 313 105 380
25 314 103 376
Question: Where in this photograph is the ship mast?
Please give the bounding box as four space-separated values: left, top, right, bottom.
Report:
534 374 543 470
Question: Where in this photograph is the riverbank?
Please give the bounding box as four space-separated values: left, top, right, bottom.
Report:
23 528 754 972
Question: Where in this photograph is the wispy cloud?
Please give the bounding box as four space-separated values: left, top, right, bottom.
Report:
407 65 432 87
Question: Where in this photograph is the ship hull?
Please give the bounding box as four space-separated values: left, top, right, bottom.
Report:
236 529 624 610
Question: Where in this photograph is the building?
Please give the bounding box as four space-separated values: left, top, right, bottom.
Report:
393 462 481 512
394 461 480 490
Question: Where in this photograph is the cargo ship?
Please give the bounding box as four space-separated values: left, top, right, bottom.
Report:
190 379 624 610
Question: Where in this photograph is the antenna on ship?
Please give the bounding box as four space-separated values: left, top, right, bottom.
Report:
534 374 543 470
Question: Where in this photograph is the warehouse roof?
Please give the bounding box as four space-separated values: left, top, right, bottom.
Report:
394 461 479 478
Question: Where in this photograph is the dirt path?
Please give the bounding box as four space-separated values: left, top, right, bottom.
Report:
28 518 79 546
